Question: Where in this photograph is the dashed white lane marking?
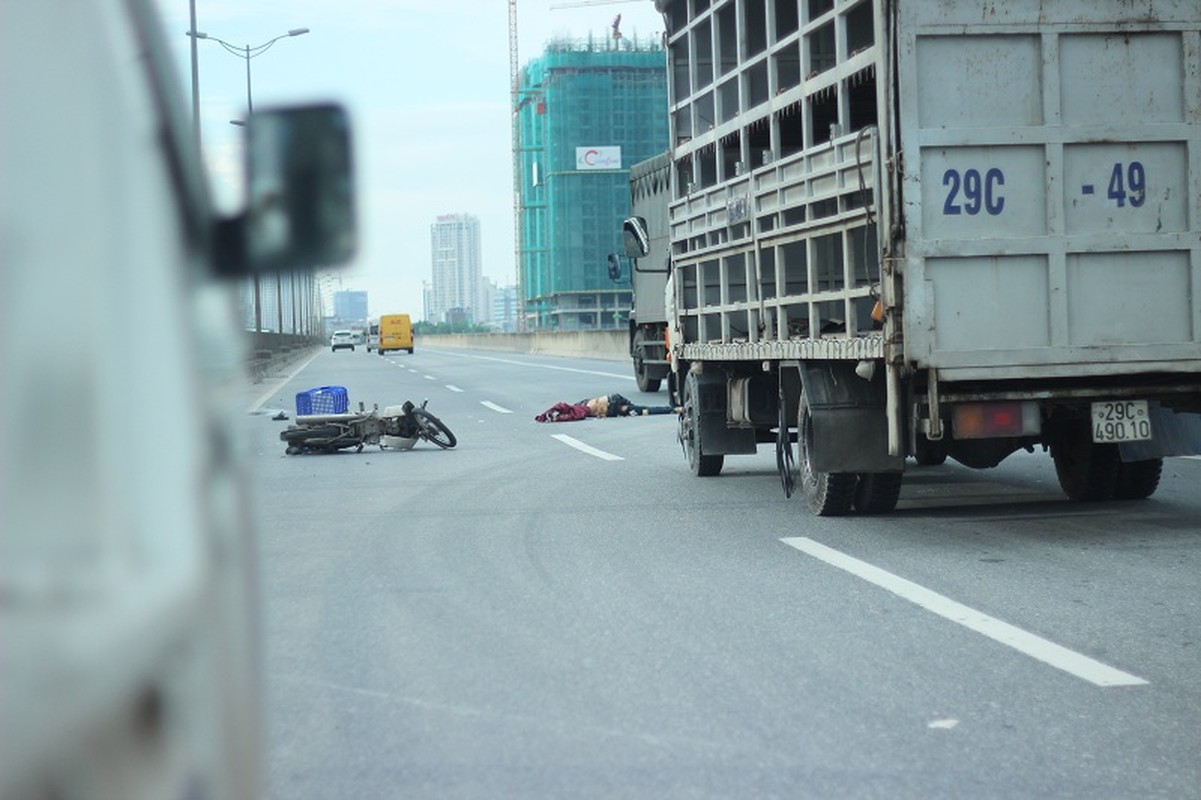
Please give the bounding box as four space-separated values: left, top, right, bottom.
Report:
423 374 436 381
446 385 464 393
780 537 1148 688
551 434 623 461
481 401 512 414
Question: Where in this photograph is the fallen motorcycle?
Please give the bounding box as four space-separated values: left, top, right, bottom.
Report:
280 399 456 455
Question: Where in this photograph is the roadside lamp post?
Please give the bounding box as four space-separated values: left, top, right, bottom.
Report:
188 27 310 115
187 27 310 339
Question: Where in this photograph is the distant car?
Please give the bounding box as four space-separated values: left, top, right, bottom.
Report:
330 330 355 352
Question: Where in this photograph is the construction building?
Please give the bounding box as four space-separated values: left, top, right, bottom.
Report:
516 30 668 330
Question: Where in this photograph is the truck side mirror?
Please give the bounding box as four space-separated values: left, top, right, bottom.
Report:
607 253 623 281
622 216 649 258
236 103 357 274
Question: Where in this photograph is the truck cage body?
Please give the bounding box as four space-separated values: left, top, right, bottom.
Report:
658 0 1201 466
663 0 1201 379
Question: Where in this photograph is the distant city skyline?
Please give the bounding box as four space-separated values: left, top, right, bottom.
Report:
151 0 668 318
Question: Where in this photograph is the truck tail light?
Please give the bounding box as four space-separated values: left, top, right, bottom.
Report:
952 401 1041 439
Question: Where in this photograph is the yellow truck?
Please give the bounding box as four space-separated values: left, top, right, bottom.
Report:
368 313 414 355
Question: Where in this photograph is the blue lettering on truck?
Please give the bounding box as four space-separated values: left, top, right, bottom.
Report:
942 167 1005 216
1106 161 1146 207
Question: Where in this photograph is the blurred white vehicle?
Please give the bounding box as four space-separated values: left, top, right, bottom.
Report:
1 1 355 797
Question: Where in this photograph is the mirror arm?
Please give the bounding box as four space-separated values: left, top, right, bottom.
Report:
211 215 247 277
632 260 669 274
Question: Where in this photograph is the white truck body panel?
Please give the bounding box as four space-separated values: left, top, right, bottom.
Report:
897 0 1201 381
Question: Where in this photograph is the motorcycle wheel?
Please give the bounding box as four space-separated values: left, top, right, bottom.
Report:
282 424 349 453
411 408 457 449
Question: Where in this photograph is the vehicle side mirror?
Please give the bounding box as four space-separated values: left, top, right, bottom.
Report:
236 103 356 273
607 253 623 281
622 216 649 258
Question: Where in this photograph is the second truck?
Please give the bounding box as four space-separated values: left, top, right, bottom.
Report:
636 0 1201 515
619 152 674 393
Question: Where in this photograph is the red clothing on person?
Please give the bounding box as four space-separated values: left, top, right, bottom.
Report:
534 402 590 422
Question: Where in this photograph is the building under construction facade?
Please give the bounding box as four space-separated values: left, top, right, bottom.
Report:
517 32 668 330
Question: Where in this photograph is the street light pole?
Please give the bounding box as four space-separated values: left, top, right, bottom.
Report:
245 43 253 113
188 0 201 154
187 27 310 341
188 28 310 113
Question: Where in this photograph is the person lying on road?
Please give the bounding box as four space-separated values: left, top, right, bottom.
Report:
534 392 680 422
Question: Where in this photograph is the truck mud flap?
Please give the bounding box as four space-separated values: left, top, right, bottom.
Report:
800 361 903 473
1119 403 1201 460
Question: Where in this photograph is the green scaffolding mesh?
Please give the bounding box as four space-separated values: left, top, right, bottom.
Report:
517 35 668 329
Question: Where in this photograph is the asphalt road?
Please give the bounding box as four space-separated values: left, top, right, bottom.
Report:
238 346 1201 799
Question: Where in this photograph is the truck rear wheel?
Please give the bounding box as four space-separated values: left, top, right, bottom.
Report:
854 473 903 514
1050 421 1120 501
1113 458 1163 500
681 371 722 476
798 390 856 516
633 329 661 393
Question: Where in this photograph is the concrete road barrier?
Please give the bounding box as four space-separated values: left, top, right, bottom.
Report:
417 331 628 362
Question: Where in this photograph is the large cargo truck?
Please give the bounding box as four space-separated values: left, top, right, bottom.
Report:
649 0 1201 514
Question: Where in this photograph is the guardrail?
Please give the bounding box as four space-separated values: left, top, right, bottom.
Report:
242 331 631 384
247 332 322 382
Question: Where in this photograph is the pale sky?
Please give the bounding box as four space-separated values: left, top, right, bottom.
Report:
153 0 667 318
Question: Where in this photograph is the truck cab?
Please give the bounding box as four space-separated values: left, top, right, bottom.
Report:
618 153 674 393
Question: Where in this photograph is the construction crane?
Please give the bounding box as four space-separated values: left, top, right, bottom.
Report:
508 0 524 331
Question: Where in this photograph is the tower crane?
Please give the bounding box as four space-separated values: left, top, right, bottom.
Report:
508 0 524 331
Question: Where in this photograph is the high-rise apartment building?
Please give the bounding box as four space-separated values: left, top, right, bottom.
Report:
429 213 482 324
332 290 368 326
516 33 668 330
491 282 519 332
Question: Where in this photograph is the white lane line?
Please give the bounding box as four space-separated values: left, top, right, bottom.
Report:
551 433 624 461
481 401 513 414
423 374 436 381
446 385 465 393
435 350 631 380
780 537 1148 688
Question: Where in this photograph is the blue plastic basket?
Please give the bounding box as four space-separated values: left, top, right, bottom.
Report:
295 385 349 416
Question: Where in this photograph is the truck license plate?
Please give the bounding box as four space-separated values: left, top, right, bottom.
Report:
1091 400 1151 443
